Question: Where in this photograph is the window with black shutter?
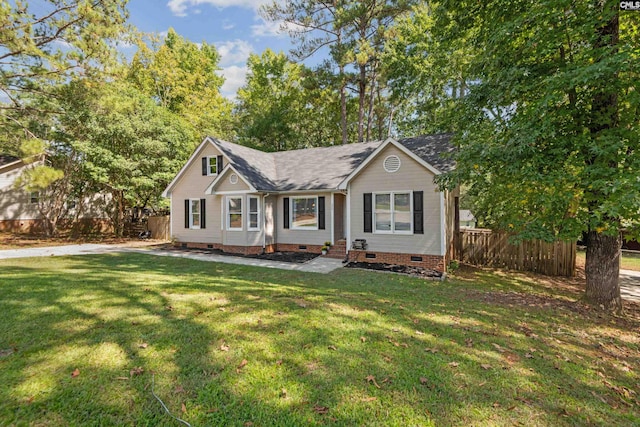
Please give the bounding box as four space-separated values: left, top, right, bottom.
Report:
200 198 206 229
413 191 424 234
283 197 289 229
363 193 372 233
318 196 325 230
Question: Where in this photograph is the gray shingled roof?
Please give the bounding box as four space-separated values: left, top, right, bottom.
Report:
211 134 455 192
398 134 456 173
0 154 20 168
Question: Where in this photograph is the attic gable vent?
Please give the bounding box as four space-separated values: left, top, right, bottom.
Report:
383 155 401 173
229 173 238 184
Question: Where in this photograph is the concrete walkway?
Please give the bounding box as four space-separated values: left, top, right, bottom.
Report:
0 243 344 274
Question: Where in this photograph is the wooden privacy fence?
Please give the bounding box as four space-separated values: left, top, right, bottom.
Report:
457 229 576 277
147 215 170 241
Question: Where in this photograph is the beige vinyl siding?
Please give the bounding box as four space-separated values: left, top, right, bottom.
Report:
215 169 250 192
349 145 442 255
221 194 264 247
265 195 276 246
170 143 223 243
275 194 332 245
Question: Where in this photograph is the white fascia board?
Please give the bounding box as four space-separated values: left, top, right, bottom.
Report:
205 164 256 195
440 191 446 256
337 138 442 190
162 136 225 198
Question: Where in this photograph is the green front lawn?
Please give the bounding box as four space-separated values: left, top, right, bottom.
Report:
0 254 638 426
576 249 640 272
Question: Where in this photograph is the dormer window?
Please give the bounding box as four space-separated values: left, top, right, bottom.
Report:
202 155 223 176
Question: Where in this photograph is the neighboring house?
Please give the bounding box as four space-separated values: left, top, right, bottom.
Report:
0 155 43 231
459 209 477 228
163 135 459 272
0 154 110 233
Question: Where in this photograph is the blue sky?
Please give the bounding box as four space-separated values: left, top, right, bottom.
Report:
128 0 302 98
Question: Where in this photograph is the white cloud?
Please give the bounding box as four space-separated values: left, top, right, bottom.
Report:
167 0 269 17
218 65 248 99
215 39 253 67
222 20 235 30
251 18 303 38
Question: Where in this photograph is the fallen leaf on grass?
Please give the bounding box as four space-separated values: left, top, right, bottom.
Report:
276 359 283 366
181 403 186 413
138 343 148 349
71 368 80 378
175 385 185 393
425 348 438 354
366 375 381 388
362 396 377 402
220 344 230 352
360 336 366 343
525 353 534 359
415 330 424 336
244 422 254 427
420 377 428 385
492 402 500 408
236 359 248 373
130 367 144 377
280 388 287 398
115 377 129 380
448 362 459 368
465 338 474 347
481 364 492 370
313 405 329 414
383 356 392 363
165 306 174 311
328 345 337 351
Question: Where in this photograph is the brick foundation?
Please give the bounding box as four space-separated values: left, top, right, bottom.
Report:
174 242 263 255
0 218 112 234
347 250 445 273
275 243 324 254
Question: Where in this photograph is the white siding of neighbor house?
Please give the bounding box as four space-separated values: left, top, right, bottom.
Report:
170 143 223 244
349 144 442 255
0 163 40 220
275 193 332 245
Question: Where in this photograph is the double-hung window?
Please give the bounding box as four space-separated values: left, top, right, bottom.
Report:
374 192 412 233
248 196 260 231
189 199 201 229
227 197 243 230
291 196 318 230
206 157 217 175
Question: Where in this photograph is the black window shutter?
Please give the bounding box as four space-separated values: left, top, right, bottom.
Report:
318 196 325 230
217 155 223 173
184 199 190 228
202 157 207 176
283 197 290 229
200 198 206 229
363 193 372 233
413 191 424 234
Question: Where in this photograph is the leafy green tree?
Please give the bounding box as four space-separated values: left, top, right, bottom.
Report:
57 81 195 236
235 49 344 150
0 0 129 151
128 28 233 140
435 1 640 312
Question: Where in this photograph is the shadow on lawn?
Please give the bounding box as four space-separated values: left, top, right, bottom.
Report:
0 253 638 426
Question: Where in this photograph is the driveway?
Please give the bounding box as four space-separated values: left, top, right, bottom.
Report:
619 269 640 302
0 243 344 274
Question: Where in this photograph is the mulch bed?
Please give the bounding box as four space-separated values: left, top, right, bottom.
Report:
345 261 443 279
162 246 318 264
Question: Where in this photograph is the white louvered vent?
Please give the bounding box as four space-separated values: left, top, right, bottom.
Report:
383 155 401 173
229 173 238 184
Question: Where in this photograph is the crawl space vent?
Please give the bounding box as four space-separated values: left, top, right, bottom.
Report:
383 155 401 173
229 173 238 184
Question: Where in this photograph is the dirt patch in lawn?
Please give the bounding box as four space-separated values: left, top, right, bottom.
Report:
0 232 164 250
345 261 443 279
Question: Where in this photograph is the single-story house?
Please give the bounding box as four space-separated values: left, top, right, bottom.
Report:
162 135 459 272
459 209 477 228
0 154 110 233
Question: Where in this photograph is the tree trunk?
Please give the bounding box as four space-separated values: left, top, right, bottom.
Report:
357 63 366 142
339 64 348 145
584 231 622 313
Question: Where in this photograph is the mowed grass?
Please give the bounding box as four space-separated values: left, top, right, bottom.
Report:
0 254 638 426
576 249 640 272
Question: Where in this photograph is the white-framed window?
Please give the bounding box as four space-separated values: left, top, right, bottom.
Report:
206 156 218 176
189 199 201 229
248 196 260 231
291 196 318 230
374 192 412 234
29 191 40 204
227 196 243 230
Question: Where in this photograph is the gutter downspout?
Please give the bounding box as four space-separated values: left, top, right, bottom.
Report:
262 193 270 252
